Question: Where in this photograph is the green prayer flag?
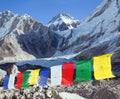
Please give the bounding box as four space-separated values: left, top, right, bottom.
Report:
22 71 31 89
75 59 92 81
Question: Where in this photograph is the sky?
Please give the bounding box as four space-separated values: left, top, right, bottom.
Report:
0 0 103 24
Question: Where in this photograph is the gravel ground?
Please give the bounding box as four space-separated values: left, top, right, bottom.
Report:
54 79 120 99
0 79 120 99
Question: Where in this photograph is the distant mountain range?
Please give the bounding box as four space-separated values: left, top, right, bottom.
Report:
0 0 120 64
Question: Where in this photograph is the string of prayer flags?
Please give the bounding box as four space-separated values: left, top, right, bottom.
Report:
51 65 62 87
61 62 75 86
16 72 24 89
3 75 9 89
2 53 117 90
75 59 92 81
8 74 15 89
22 71 31 89
40 68 49 87
29 69 40 85
93 54 115 80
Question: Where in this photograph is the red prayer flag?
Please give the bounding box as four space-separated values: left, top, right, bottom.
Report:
61 62 75 86
16 72 24 89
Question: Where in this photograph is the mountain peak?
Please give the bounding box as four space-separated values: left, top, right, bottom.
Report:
48 13 80 31
20 14 33 20
0 10 15 17
56 13 74 20
2 10 13 14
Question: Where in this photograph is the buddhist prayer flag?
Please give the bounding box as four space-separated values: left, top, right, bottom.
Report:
40 68 49 87
16 72 24 89
8 74 15 89
93 54 115 80
75 59 92 81
61 62 75 86
3 75 9 89
51 65 62 87
29 69 40 85
22 71 31 89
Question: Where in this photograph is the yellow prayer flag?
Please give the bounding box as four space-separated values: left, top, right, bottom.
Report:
29 69 40 85
93 54 115 80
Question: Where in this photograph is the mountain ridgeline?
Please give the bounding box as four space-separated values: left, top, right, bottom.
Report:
0 11 59 61
0 0 120 64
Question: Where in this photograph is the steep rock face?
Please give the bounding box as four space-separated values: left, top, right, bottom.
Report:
0 11 58 62
48 13 80 31
55 0 120 60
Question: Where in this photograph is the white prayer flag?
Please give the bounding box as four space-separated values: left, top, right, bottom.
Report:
51 65 62 87
8 74 15 89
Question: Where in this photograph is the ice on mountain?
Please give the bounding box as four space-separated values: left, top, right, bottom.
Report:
0 14 18 41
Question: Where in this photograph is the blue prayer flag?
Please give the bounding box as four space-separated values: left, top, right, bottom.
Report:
40 68 49 87
3 75 9 89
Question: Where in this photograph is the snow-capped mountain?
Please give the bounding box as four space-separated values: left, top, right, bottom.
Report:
48 13 80 31
0 10 58 62
0 0 120 64
54 0 120 61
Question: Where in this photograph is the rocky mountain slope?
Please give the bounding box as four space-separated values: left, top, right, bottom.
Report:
0 11 59 62
54 0 120 60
